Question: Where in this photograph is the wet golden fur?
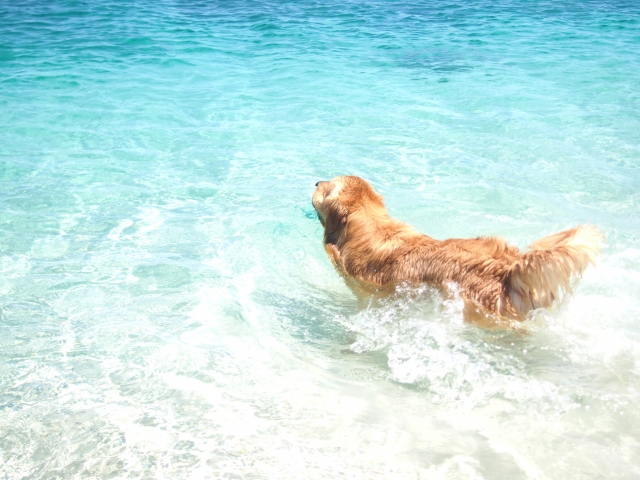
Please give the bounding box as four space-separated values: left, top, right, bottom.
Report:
312 176 603 320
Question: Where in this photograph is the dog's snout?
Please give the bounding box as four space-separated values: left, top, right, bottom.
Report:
315 181 328 187
315 182 320 187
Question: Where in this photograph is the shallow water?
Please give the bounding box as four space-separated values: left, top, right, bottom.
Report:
1 0 640 478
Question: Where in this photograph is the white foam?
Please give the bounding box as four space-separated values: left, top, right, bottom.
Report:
107 218 134 240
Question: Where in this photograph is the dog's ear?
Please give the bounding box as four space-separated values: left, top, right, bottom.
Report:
323 205 347 245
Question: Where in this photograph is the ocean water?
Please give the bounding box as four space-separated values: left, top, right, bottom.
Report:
1 0 640 478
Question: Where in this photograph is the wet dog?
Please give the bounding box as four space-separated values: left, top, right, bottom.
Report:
312 176 602 320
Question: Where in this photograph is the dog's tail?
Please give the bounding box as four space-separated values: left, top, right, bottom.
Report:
505 225 603 316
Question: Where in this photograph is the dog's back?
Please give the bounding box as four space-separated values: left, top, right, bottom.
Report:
398 225 602 318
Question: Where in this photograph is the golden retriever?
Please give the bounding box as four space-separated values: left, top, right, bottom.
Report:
312 175 602 321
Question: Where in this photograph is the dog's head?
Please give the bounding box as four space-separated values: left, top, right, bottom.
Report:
312 176 385 244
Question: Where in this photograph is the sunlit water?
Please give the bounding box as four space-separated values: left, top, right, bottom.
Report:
1 0 640 478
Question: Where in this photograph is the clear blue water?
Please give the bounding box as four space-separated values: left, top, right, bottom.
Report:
1 0 640 477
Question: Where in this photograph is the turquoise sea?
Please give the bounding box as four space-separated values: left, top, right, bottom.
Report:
1 0 640 478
